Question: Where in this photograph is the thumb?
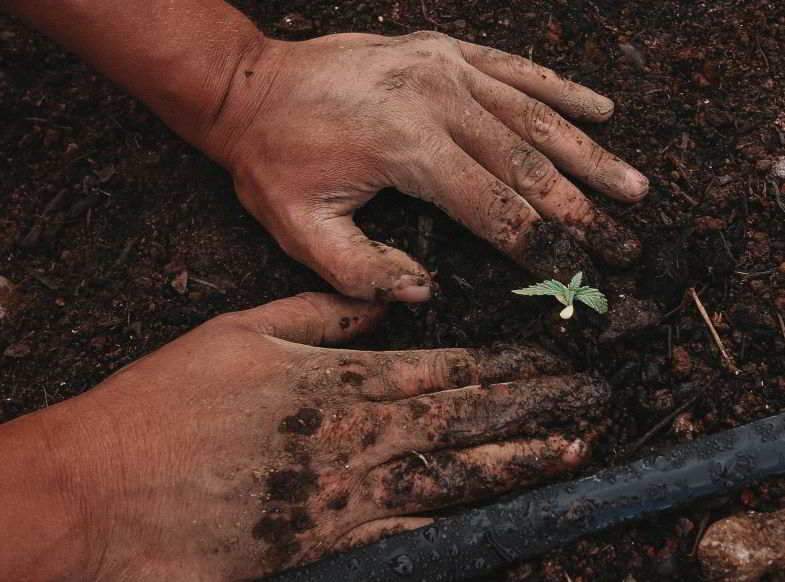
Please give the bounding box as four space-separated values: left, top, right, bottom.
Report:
239 292 386 346
280 212 433 303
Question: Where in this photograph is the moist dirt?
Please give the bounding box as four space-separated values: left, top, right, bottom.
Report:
2 1 785 580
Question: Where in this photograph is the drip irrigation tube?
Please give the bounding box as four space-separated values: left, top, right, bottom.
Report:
266 411 785 582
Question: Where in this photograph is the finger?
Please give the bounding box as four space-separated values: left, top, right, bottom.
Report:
331 517 433 554
414 139 597 282
367 435 589 513
281 211 433 303
448 100 640 267
467 70 648 203
458 40 614 122
385 373 610 455
237 292 385 345
338 344 570 401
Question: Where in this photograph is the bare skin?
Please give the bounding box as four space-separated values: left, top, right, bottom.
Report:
4 0 649 301
0 293 610 581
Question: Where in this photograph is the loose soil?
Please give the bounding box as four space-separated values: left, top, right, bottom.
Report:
2 1 784 580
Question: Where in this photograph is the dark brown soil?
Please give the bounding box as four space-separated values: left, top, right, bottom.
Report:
2 1 785 580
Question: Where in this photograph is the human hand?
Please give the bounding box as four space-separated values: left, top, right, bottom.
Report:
25 294 609 580
206 32 649 302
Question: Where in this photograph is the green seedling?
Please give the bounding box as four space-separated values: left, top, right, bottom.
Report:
512 272 608 320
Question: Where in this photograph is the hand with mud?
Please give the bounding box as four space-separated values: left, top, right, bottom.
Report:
4 0 648 301
207 32 649 301
0 293 610 580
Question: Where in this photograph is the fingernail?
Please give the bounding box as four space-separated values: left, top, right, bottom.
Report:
392 275 432 303
595 96 615 118
625 168 650 200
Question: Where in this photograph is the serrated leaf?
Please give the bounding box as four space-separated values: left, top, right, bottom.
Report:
568 271 583 290
512 279 568 299
575 287 608 314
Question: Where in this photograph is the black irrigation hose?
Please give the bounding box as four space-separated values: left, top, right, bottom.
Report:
266 411 785 582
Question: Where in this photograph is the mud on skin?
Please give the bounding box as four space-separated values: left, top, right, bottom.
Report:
380 442 571 510
469 343 571 385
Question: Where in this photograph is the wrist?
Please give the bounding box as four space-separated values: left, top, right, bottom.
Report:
0 409 102 580
197 36 290 169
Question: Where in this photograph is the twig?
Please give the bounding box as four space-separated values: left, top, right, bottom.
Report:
770 179 785 215
734 268 776 278
756 37 771 72
623 393 702 459
689 288 739 375
776 311 785 345
410 450 430 467
691 513 711 557
420 0 440 27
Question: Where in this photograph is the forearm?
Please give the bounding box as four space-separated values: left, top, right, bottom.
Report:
1 0 264 155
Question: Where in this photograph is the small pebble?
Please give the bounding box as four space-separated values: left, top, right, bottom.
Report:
0 276 15 321
772 157 785 179
699 510 785 581
3 342 31 359
755 159 772 173
171 270 188 295
672 412 700 440
671 346 693 378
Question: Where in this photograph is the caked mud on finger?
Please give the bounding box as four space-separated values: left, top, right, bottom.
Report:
366 435 590 514
327 342 571 401
383 373 611 454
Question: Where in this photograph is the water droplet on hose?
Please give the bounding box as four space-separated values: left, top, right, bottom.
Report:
422 526 438 543
389 554 414 576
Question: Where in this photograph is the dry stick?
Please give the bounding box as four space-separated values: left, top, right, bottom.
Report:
689 287 740 375
777 311 785 344
623 393 702 459
691 513 712 557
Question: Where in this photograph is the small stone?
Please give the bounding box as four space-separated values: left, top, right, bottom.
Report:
699 510 785 581
671 346 693 378
772 156 785 179
279 12 313 33
3 342 31 359
755 159 772 173
778 262 785 274
171 270 188 295
619 42 646 69
0 276 15 321
673 412 700 440
694 216 726 232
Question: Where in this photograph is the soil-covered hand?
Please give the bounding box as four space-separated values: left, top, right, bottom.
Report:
22 293 609 580
206 32 649 302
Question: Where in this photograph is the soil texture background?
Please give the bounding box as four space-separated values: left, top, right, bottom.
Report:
2 1 785 580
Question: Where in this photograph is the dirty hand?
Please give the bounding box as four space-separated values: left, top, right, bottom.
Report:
1 293 609 580
206 32 649 301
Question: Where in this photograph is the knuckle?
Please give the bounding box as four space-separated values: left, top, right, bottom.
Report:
510 144 558 194
206 310 247 331
474 178 533 250
526 101 559 145
406 30 449 44
429 350 476 389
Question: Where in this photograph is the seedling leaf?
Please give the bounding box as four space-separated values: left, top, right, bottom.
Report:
512 272 608 319
512 280 568 298
575 288 608 314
